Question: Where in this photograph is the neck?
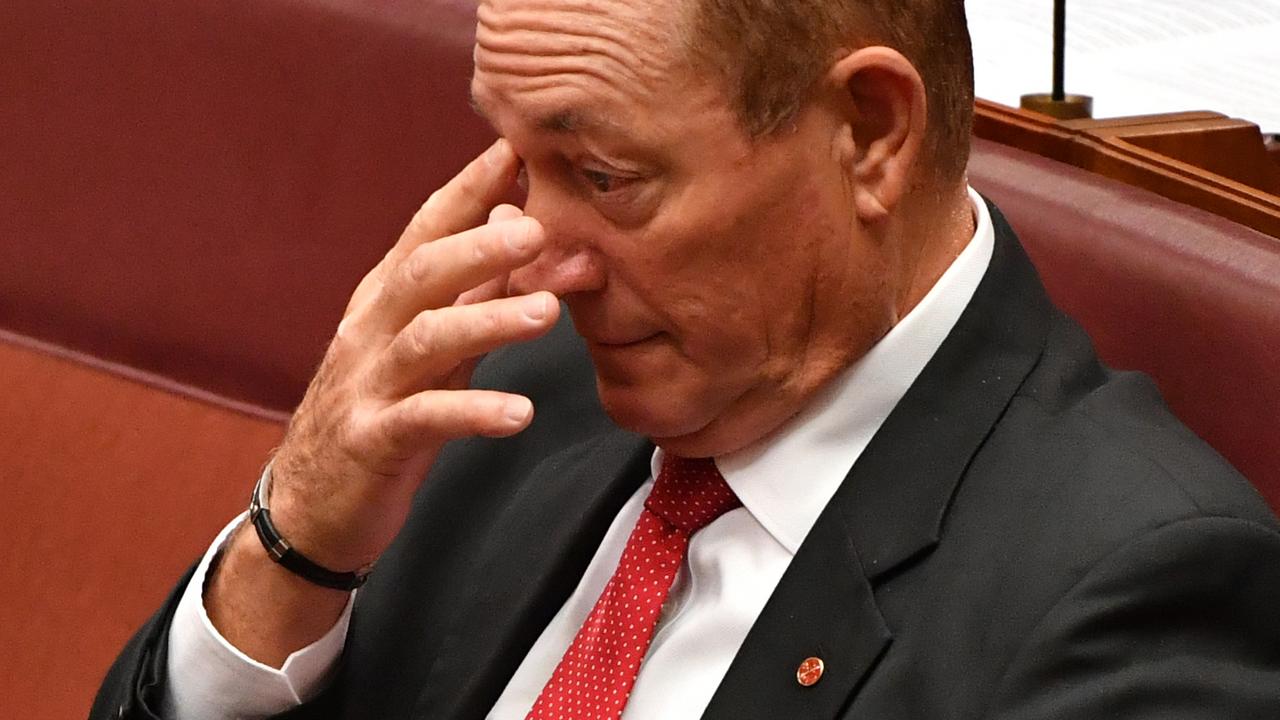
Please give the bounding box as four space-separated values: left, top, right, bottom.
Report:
891 183 976 322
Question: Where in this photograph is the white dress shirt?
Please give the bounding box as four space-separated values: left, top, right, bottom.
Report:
165 189 995 720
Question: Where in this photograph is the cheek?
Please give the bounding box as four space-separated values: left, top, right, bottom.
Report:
626 226 771 357
602 156 847 369
710 183 837 343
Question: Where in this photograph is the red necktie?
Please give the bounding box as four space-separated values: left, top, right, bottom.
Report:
525 455 742 720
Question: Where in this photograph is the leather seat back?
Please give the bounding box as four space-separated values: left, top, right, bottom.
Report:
0 0 491 415
969 138 1280 510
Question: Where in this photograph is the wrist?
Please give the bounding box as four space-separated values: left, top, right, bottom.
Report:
204 521 352 668
248 462 374 590
268 446 424 571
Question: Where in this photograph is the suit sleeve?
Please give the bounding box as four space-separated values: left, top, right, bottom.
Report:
986 516 1280 719
89 541 350 720
89 565 194 720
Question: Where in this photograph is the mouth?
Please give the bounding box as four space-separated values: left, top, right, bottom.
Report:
586 332 661 349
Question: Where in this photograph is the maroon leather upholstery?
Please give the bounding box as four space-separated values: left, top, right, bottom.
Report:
970 138 1280 510
0 338 285 720
1 3 484 717
0 0 491 415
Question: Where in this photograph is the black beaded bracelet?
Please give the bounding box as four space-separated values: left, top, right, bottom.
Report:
248 464 371 591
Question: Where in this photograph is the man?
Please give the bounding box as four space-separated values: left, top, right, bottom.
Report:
93 0 1280 718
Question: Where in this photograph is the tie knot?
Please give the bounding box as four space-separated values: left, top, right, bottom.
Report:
644 455 741 534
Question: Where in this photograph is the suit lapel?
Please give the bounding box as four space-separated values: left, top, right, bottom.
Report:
415 429 653 720
705 204 1052 718
702 508 890 720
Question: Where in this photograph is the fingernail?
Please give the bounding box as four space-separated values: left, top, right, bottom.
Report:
522 293 548 321
506 218 535 252
484 139 509 168
505 397 532 424
489 204 522 224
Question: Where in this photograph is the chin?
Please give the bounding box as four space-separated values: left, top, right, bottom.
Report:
593 373 769 460
585 339 751 452
594 360 802 457
596 377 702 437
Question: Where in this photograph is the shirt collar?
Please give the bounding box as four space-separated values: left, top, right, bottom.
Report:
654 188 995 555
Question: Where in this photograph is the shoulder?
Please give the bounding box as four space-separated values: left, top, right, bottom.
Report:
928 307 1280 651
981 512 1280 718
905 312 1280 714
964 307 1276 535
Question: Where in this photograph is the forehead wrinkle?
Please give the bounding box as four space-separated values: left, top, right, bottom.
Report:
475 45 637 90
475 2 675 90
475 32 655 92
472 73 626 136
473 39 649 136
477 3 668 54
478 0 677 47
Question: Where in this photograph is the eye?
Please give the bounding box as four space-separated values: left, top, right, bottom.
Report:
580 167 641 196
582 168 618 193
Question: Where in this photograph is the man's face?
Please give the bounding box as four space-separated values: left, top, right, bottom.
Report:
472 0 899 455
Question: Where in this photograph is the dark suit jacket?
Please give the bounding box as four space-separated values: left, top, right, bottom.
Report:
93 204 1280 719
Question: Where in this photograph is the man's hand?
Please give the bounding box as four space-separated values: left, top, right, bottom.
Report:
267 139 558 573
206 140 559 666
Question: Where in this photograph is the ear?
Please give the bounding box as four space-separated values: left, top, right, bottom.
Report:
826 47 927 224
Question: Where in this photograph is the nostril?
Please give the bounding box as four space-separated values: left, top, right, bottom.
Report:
506 247 603 299
507 254 551 297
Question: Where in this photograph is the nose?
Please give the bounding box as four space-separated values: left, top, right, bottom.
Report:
507 243 603 297
507 185 605 298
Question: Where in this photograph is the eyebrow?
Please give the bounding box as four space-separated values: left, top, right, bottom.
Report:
468 90 599 134
539 110 587 133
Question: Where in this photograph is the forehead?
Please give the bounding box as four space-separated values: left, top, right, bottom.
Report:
472 0 693 129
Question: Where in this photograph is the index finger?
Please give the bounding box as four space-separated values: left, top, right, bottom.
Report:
387 139 521 268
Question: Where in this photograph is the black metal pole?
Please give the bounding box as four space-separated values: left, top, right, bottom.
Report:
1021 0 1090 119
1053 0 1067 101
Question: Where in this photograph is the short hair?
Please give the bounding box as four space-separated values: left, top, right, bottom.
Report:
686 0 975 184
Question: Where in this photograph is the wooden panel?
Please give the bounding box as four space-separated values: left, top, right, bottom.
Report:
1066 116 1280 194
974 99 1280 238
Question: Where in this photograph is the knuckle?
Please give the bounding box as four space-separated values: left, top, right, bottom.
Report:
380 259 427 311
471 229 495 265
406 312 440 359
402 245 434 287
404 207 432 241
419 191 443 219
382 404 417 448
460 400 493 436
454 166 484 201
335 409 367 450
322 334 354 371
415 394 464 440
404 191 449 240
475 305 505 338
390 393 424 430
375 268 406 307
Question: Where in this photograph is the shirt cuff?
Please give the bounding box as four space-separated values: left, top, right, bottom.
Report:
163 512 355 720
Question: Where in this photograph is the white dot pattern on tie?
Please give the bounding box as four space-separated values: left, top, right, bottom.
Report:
525 456 741 720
